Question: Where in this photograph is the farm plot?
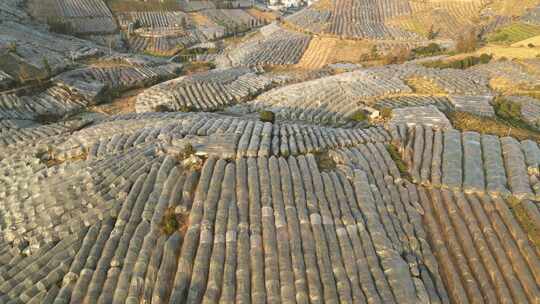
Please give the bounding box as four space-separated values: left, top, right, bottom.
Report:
0 154 447 303
396 125 540 199
201 9 263 32
297 37 372 69
286 0 419 40
0 70 15 90
479 15 513 37
0 62 181 122
0 111 446 304
296 37 338 69
487 22 540 44
374 95 453 111
0 21 104 74
117 11 190 30
0 0 30 22
0 119 92 154
250 69 412 125
245 8 279 22
135 67 276 112
54 63 182 98
488 0 539 17
188 11 217 27
416 187 540 304
326 0 416 39
506 95 540 128
0 111 394 250
42 0 119 35
284 6 331 34
0 110 539 304
223 27 312 67
448 95 495 117
388 0 485 39
54 0 112 18
521 5 540 25
0 85 92 121
178 0 217 12
386 64 491 95
249 63 494 125
115 11 217 55
46 111 391 160
470 60 540 91
388 105 453 129
126 31 204 56
512 34 540 47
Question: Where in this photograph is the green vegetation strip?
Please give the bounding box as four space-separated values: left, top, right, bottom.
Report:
507 196 540 250
447 111 540 142
386 144 412 182
487 22 540 44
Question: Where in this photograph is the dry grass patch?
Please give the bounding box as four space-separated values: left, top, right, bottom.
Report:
314 151 337 171
188 12 215 27
489 76 519 93
159 206 188 236
404 76 447 95
386 16 431 37
404 1 483 39
311 0 333 11
107 0 180 12
184 61 214 75
329 39 373 63
477 45 540 60
296 37 337 69
90 89 141 115
489 77 540 98
297 37 373 69
448 111 540 141
511 35 540 47
40 148 89 167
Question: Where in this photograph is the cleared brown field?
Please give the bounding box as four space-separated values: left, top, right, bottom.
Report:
477 45 540 59
188 12 215 26
245 8 279 21
512 35 540 47
297 37 372 69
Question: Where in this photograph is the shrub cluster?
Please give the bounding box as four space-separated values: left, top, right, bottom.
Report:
259 110 275 123
46 17 74 35
412 43 443 57
493 98 523 122
423 53 492 69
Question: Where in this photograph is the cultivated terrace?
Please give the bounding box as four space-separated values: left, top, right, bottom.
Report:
1 0 540 303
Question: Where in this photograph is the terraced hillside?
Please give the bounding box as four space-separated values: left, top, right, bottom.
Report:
2 109 540 303
28 0 118 35
284 0 540 41
135 67 276 112
115 6 269 57
218 25 312 67
247 63 493 125
1 1 540 304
